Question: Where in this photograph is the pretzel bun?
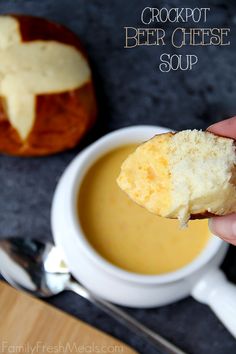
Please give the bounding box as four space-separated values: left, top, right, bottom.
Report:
0 15 97 156
117 130 236 227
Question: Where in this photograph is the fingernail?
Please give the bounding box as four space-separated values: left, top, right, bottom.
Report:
206 124 213 130
209 215 236 239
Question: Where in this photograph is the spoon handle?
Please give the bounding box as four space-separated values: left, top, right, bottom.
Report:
67 280 187 354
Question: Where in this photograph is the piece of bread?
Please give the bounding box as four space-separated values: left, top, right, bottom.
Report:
117 130 236 226
0 15 97 156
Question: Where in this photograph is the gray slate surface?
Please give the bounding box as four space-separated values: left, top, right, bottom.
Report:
0 0 236 353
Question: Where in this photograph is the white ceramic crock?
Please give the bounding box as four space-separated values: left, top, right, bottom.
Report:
51 125 236 338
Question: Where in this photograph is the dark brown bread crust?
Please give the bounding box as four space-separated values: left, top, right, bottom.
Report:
167 211 217 221
0 15 97 156
190 211 218 220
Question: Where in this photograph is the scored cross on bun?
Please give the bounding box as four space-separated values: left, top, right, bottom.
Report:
0 15 97 156
117 130 236 227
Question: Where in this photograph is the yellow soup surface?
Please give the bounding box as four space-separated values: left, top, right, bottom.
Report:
78 145 210 275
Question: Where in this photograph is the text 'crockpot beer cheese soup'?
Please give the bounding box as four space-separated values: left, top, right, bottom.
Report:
78 145 210 275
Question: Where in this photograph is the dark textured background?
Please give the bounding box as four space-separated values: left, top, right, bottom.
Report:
0 0 236 353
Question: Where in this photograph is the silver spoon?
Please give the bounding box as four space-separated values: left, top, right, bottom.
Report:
0 237 187 354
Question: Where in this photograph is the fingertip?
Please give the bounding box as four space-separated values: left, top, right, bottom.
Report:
207 116 236 139
208 214 236 245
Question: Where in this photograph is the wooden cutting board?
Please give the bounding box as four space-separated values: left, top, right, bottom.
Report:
0 281 138 354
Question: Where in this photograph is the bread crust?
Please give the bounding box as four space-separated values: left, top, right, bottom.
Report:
0 15 97 156
166 211 217 221
189 211 218 220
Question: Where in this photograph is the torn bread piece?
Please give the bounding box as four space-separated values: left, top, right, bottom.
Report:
117 130 236 227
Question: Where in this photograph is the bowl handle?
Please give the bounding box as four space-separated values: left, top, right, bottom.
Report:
191 268 236 338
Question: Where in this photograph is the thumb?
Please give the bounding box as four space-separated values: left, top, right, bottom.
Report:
209 214 236 246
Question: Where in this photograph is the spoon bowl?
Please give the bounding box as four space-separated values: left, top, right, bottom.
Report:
0 237 70 297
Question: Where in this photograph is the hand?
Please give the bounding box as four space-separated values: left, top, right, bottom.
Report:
207 116 236 246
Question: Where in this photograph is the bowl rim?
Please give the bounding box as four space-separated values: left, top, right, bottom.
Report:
57 125 224 285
